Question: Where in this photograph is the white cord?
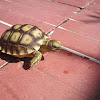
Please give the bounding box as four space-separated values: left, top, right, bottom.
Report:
61 46 100 64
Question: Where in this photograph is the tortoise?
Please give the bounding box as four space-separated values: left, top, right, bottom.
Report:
0 24 61 67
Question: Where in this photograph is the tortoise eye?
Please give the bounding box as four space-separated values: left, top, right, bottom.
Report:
53 46 57 48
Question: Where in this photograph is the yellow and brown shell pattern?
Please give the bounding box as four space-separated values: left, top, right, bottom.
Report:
0 24 46 56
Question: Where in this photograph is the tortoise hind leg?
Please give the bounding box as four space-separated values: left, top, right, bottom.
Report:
30 50 42 67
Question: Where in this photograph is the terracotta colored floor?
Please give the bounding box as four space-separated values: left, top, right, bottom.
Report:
0 0 100 100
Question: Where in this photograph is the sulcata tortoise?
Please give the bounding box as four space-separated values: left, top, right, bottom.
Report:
0 24 61 67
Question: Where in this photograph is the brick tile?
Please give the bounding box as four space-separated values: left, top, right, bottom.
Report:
0 63 87 100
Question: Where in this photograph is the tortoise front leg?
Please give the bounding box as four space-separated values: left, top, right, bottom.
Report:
30 50 42 67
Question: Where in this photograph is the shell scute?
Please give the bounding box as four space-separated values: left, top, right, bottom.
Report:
1 43 6 53
36 38 44 45
30 28 43 38
6 43 12 54
21 25 34 32
20 34 33 45
18 45 26 55
3 31 11 41
27 47 34 54
13 24 22 30
0 45 1 50
11 45 18 55
32 43 40 51
10 32 21 43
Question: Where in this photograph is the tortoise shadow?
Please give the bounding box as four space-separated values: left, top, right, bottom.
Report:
0 51 20 63
0 51 29 70
0 51 44 70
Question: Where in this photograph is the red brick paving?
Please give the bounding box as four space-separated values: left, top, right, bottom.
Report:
0 0 100 100
0 0 76 25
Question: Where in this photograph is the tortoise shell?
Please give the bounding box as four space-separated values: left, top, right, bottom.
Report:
0 24 46 56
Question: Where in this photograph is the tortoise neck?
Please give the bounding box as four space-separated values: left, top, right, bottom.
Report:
42 39 51 47
42 39 53 51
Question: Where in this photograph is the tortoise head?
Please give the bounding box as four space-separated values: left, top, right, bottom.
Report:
46 40 61 52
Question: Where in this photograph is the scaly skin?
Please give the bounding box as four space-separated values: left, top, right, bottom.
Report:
30 50 42 67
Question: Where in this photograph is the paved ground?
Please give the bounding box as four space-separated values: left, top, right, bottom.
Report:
0 0 100 100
